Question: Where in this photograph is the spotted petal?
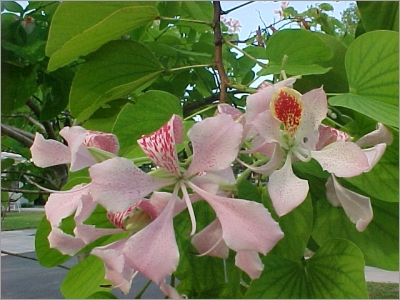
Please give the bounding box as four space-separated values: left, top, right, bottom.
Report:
268 155 309 216
311 142 370 177
326 176 373 231
89 157 175 212
123 194 179 284
188 182 284 254
138 115 183 177
185 114 243 177
30 133 71 168
356 123 393 147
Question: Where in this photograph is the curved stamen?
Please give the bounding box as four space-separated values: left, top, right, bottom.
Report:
180 181 197 236
194 236 225 257
293 147 312 162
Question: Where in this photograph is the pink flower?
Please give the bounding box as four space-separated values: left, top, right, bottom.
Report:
243 86 376 217
30 126 119 172
88 113 283 280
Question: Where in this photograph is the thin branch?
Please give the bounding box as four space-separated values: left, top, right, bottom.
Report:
0 250 70 270
221 1 254 15
1 187 50 195
224 39 267 68
1 124 33 147
212 1 229 104
1 114 46 132
2 171 59 189
26 98 57 140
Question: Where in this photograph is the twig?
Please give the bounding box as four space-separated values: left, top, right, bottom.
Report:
212 1 229 104
0 250 70 270
26 98 57 140
221 1 254 15
1 114 46 133
2 171 59 190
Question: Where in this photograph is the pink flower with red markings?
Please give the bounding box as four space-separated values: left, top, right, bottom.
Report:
243 85 381 218
89 113 283 281
30 126 119 172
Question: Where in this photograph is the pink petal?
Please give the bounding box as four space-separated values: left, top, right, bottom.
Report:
188 182 284 254
137 115 182 176
356 123 393 147
235 251 264 280
85 130 120 154
362 143 387 172
252 110 284 144
60 126 97 172
237 144 284 175
159 281 183 299
315 125 349 150
326 176 373 231
123 194 179 284
89 157 175 212
217 103 243 121
268 156 309 216
311 142 370 177
185 114 243 177
48 226 86 256
45 184 90 226
91 238 137 294
30 133 71 168
191 219 229 259
295 87 327 142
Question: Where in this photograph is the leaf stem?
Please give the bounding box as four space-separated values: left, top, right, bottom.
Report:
134 279 152 299
158 16 213 27
165 64 213 74
184 104 218 120
224 39 268 68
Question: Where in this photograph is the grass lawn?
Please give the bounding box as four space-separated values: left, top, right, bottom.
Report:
368 282 399 299
1 210 45 231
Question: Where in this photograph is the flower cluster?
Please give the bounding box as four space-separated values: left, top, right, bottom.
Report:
30 79 391 298
220 15 242 33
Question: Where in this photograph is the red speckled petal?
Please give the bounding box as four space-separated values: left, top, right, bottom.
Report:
270 87 303 138
138 115 182 177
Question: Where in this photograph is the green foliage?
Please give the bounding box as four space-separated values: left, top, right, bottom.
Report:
245 239 368 298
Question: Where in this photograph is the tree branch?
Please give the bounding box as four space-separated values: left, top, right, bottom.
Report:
1 187 50 195
26 98 57 140
1 114 46 133
212 1 229 104
1 124 33 147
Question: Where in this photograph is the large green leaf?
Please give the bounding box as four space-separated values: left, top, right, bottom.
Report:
245 238 367 299
312 198 399 270
46 2 158 71
346 30 398 106
262 29 333 76
69 40 164 123
112 90 182 156
60 255 111 299
329 94 398 128
1 63 37 113
357 2 399 32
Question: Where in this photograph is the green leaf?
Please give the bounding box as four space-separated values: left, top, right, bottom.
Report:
46 2 159 71
245 239 368 298
294 32 348 94
345 30 398 106
35 216 71 268
263 29 333 76
60 255 111 299
357 1 399 32
1 63 37 113
312 198 399 270
180 1 213 22
329 94 398 128
2 1 24 13
69 40 164 123
112 90 182 155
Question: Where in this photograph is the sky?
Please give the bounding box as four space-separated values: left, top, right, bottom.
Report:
219 1 354 40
